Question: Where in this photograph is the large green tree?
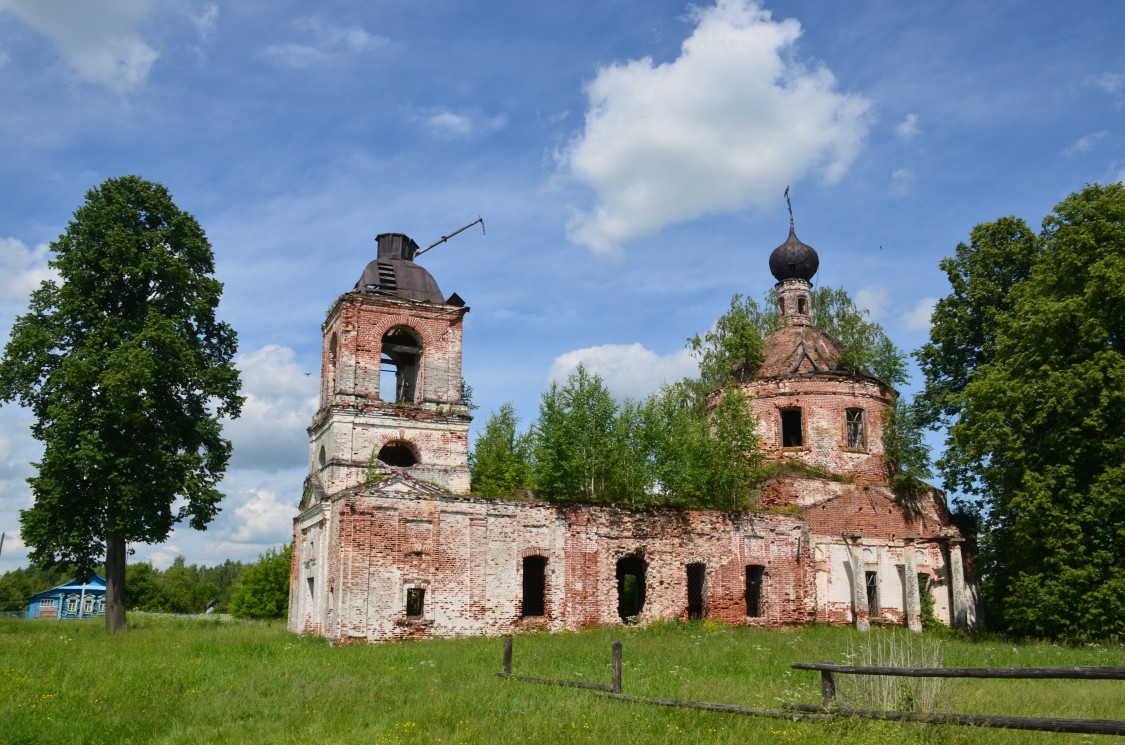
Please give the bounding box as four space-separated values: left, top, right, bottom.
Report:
0 176 243 632
917 183 1125 640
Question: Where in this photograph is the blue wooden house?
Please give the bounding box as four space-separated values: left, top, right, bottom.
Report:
26 576 106 620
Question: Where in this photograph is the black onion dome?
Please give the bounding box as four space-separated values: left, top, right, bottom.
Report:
769 227 819 282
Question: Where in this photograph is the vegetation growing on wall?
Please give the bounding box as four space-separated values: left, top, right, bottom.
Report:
471 285 923 509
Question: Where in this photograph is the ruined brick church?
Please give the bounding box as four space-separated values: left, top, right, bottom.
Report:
289 228 977 642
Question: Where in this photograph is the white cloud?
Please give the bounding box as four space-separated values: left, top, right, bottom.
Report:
1091 72 1125 107
264 16 388 69
1063 130 1108 157
561 0 871 257
187 2 218 41
230 487 296 543
423 111 508 141
0 531 28 573
223 345 318 471
0 0 158 93
853 286 888 321
903 297 937 331
0 236 56 305
889 167 915 198
548 344 698 401
895 113 920 140
0 405 40 573
0 48 9 68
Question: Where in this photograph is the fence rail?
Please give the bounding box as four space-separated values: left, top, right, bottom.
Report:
496 636 1125 736
790 661 1125 736
791 662 1125 680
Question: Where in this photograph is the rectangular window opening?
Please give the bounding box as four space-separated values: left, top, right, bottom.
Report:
405 587 425 619
522 556 547 617
781 408 803 448
687 562 706 620
865 571 879 614
846 408 866 450
746 565 765 618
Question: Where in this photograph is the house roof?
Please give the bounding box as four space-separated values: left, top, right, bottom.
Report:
28 575 107 601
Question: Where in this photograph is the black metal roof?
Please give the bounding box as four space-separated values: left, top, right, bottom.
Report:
354 233 446 303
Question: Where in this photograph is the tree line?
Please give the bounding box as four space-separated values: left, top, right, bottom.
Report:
0 544 291 620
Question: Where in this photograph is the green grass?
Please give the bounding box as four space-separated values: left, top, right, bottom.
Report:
1 616 1122 744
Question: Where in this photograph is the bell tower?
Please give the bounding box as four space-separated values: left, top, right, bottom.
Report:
308 233 472 495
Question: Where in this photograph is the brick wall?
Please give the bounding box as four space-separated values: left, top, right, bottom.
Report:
743 376 893 485
290 475 965 640
291 488 817 641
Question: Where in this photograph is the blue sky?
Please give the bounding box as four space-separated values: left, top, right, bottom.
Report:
1 0 1123 573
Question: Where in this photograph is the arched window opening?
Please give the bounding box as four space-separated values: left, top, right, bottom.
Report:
380 327 422 403
318 446 327 468
686 562 706 620
378 441 418 467
329 333 338 365
522 556 547 617
616 554 647 622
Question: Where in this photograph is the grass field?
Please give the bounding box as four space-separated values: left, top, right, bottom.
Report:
1 616 1122 744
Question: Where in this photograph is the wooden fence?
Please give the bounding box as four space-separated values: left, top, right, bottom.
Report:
496 636 1125 736
789 661 1125 736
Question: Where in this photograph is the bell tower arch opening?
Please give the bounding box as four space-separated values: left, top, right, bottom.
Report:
380 326 422 403
377 440 419 467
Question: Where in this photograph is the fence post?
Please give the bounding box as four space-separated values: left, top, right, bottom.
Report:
820 669 836 708
612 641 623 694
503 635 513 676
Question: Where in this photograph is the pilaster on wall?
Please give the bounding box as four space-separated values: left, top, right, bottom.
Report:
948 538 968 631
902 536 922 632
846 535 870 632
